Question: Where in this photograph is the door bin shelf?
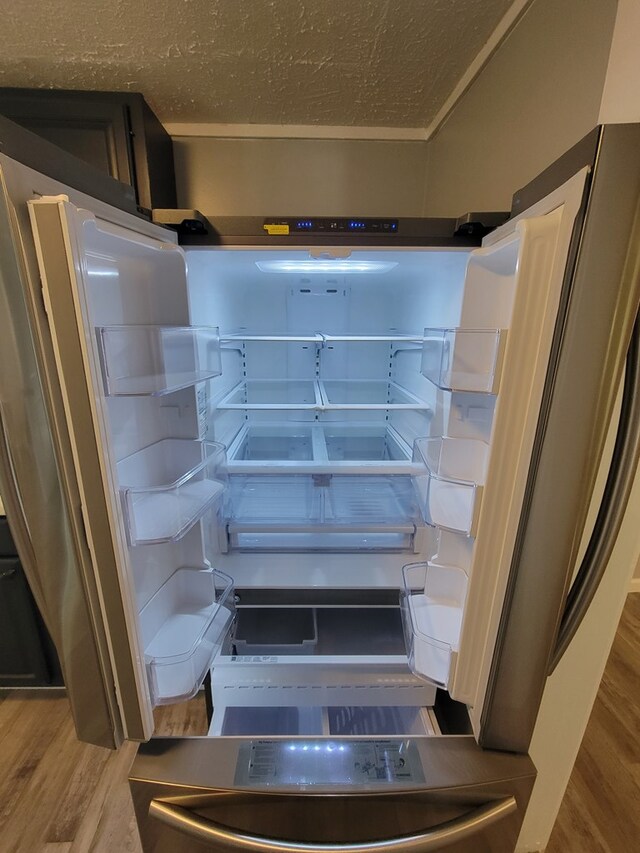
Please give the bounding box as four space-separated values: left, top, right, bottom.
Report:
421 328 505 394
97 325 221 396
140 568 234 705
412 437 488 536
400 561 468 688
118 439 227 546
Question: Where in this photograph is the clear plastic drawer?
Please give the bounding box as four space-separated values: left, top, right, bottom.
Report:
226 473 419 551
412 437 488 536
421 328 505 394
140 568 234 705
97 325 221 396
400 561 468 688
118 439 227 546
228 474 321 524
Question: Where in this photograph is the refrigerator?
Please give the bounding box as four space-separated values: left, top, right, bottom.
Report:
1 115 639 853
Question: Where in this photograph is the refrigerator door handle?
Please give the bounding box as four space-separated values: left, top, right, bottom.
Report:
148 795 517 853
550 309 640 673
0 402 38 581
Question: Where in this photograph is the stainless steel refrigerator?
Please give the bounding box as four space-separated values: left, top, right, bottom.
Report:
1 115 639 852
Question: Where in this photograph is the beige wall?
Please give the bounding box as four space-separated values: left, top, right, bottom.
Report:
598 0 640 582
173 137 429 217
599 0 640 124
423 0 618 217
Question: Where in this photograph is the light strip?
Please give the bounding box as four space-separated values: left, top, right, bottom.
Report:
255 260 398 274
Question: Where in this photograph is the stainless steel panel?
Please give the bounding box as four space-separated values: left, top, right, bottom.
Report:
147 796 517 852
28 199 150 740
130 737 535 853
550 310 640 668
0 159 122 746
481 123 640 751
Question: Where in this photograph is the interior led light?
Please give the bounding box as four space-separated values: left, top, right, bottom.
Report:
255 260 398 274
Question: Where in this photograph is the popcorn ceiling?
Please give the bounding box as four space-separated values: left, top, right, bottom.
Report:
0 0 514 127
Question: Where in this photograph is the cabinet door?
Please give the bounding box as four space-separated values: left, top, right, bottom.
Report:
0 89 134 188
0 88 177 211
0 557 51 686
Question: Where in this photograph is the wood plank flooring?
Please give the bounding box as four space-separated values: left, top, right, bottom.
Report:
546 592 640 853
0 595 637 852
0 692 207 853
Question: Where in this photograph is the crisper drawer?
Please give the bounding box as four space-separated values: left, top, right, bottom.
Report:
225 473 421 552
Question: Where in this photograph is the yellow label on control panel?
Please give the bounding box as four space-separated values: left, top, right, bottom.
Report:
263 223 290 235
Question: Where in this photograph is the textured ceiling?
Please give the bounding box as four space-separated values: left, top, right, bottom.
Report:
0 0 515 128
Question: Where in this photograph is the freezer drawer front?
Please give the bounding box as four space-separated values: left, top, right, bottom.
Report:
130 737 535 853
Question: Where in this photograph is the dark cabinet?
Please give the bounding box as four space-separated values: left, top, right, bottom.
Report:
0 517 62 687
0 88 176 213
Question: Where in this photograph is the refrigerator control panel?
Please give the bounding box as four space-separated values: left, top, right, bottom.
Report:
263 217 399 235
235 739 424 788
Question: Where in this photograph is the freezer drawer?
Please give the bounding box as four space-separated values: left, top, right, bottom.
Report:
130 737 535 853
212 704 435 737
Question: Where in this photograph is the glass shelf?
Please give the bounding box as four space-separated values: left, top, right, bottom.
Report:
400 561 468 688
140 568 234 705
118 439 227 546
324 424 409 462
221 332 421 344
217 380 320 410
412 437 488 536
321 381 429 410
421 328 505 394
97 325 221 396
230 423 315 462
225 422 412 472
217 380 429 412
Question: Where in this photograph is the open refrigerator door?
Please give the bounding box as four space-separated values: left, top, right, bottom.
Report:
24 157 589 748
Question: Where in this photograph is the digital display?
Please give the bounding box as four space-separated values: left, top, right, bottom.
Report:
235 739 424 788
264 218 399 235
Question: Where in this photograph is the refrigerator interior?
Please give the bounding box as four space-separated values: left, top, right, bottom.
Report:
64 215 529 739
30 178 582 743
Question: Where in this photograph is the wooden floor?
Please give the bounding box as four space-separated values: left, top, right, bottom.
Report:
546 592 640 853
0 694 208 852
0 595 638 852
